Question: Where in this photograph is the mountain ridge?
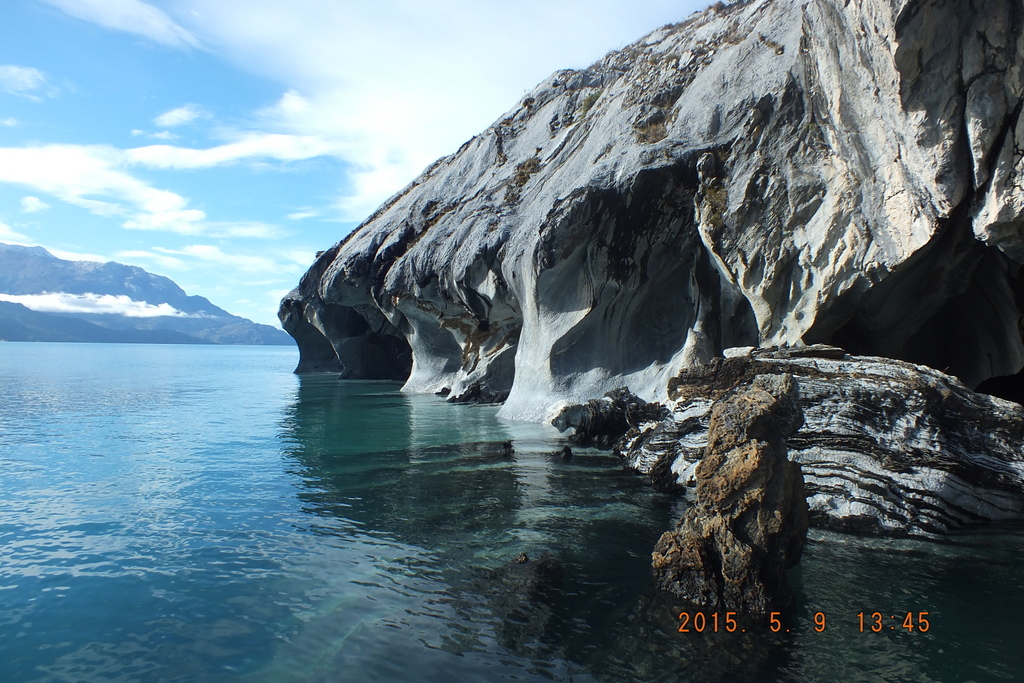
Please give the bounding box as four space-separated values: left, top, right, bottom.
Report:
0 243 292 345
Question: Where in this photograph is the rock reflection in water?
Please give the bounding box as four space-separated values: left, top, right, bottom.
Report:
275 376 681 677
274 376 1024 682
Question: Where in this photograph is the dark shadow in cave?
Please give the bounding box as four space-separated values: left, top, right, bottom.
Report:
279 297 344 374
316 304 412 381
284 299 412 380
976 371 1024 406
804 204 1024 393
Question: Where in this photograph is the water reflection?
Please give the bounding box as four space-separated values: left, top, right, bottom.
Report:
279 377 525 553
4 344 1020 681
273 376 681 678
274 376 1024 682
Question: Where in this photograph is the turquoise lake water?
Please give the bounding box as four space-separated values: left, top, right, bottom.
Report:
1 342 1023 682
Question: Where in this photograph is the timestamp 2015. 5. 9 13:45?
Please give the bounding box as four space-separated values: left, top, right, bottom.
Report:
675 610 932 634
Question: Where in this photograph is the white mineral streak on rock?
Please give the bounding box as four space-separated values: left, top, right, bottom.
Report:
281 0 1024 419
620 347 1024 536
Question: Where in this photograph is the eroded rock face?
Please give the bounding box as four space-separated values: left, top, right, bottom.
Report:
652 374 806 612
622 346 1024 536
282 0 1024 420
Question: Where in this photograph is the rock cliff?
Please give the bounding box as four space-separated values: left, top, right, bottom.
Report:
282 0 1024 421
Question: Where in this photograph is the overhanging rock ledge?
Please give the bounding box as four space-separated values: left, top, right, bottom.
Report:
281 0 1024 425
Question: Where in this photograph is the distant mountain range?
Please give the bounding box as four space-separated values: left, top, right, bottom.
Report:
0 243 292 345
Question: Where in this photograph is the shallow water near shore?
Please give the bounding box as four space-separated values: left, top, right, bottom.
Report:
1 342 1022 682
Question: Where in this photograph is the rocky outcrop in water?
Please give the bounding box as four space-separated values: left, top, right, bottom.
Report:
550 387 667 448
652 374 806 611
282 0 1024 421
621 345 1024 537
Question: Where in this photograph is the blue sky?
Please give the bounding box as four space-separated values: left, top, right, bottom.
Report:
0 0 706 327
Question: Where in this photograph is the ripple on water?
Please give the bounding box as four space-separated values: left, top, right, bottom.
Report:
1 345 1023 682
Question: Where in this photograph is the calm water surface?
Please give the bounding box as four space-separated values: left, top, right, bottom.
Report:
1 342 1022 682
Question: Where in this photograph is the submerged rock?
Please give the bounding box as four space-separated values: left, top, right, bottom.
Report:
624 346 1024 537
550 387 667 448
281 0 1024 422
479 553 564 655
447 380 509 404
652 374 806 612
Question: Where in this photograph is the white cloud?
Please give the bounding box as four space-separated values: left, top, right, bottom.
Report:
0 222 32 243
124 133 338 169
267 288 295 308
285 209 319 221
0 118 18 127
41 0 199 49
0 140 324 235
253 88 430 221
21 196 50 213
0 65 49 99
46 248 109 262
279 249 317 268
0 144 194 228
0 143 210 233
155 244 280 273
122 208 206 233
171 0 704 220
131 129 178 140
115 249 186 270
206 222 284 239
0 292 188 317
154 103 205 127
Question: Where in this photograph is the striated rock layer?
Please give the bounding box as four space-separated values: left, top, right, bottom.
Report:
550 387 668 449
652 374 807 612
282 0 1024 421
620 346 1024 536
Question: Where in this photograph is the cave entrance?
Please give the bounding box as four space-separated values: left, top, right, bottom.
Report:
289 302 413 380
975 371 1024 406
804 217 1024 398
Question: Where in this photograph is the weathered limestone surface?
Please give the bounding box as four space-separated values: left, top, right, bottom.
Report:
282 0 1024 421
652 374 807 611
620 345 1024 537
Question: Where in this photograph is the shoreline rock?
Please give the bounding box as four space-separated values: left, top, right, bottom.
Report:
550 387 667 449
622 346 1024 537
652 374 806 612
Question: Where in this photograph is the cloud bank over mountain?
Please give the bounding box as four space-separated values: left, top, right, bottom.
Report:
0 243 291 344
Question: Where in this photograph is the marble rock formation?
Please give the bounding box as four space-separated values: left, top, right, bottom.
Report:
622 345 1024 537
550 387 667 449
282 0 1024 422
652 374 807 612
